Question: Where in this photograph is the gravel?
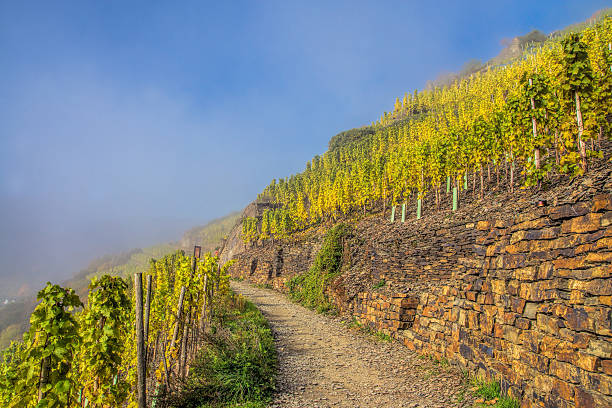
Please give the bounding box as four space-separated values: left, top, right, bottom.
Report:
231 281 475 408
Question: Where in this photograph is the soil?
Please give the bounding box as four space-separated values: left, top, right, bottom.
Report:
231 281 476 408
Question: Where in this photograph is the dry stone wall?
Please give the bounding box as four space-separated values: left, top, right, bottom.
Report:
393 193 612 408
224 167 612 407
352 292 419 332
229 229 323 291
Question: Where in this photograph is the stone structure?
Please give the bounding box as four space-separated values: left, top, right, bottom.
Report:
223 166 611 407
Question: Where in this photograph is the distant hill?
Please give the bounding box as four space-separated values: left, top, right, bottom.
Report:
424 7 612 90
178 211 241 253
0 211 240 350
551 7 612 37
62 212 240 301
62 244 176 300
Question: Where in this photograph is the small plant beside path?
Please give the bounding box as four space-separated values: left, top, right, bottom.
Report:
157 293 276 408
469 377 520 408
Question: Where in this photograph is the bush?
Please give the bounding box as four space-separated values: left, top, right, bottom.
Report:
328 127 376 151
287 224 349 312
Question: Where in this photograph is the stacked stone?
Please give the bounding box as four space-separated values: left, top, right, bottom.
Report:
397 193 611 407
223 164 611 407
352 292 418 336
228 230 323 291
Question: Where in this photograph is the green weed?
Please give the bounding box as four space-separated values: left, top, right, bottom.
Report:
287 224 349 312
495 396 521 408
470 377 520 408
456 388 465 402
347 317 361 329
346 317 391 342
372 279 386 289
372 330 392 342
471 377 500 400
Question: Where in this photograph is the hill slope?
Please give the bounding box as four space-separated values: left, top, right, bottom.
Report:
0 211 239 350
220 11 612 407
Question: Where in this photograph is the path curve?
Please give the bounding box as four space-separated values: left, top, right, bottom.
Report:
231 281 475 408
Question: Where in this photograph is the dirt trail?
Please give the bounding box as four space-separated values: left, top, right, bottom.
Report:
231 281 475 408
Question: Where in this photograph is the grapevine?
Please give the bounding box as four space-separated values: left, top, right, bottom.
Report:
77 275 131 407
10 283 82 407
242 18 612 242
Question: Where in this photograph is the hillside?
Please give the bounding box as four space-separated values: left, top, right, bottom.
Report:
178 211 240 253
1 8 610 406
426 8 612 94
221 13 612 408
226 155 612 407
236 15 611 244
0 211 238 350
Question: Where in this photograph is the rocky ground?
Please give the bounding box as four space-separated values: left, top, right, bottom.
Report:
231 281 476 408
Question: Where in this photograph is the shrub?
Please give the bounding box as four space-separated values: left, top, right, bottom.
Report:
287 224 349 312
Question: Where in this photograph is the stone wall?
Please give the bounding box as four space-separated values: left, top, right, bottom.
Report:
228 227 323 290
352 292 419 333
223 167 612 407
393 193 612 407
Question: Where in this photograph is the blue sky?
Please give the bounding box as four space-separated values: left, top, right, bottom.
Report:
0 0 609 292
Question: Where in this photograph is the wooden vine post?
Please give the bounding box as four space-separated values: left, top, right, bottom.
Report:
199 274 208 332
38 353 50 402
190 247 202 358
575 91 587 172
528 78 540 171
179 308 192 378
144 275 152 357
401 202 406 223
209 275 215 321
169 286 186 354
178 245 201 378
134 273 146 408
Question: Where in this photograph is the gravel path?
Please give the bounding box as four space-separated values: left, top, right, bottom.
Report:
231 281 475 408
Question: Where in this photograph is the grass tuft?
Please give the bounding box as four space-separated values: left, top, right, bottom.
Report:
470 377 520 408
372 279 386 289
346 317 392 342
496 396 521 408
472 377 500 400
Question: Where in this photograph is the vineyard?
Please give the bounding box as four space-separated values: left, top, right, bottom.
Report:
0 248 265 408
243 18 612 243
1 12 611 408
